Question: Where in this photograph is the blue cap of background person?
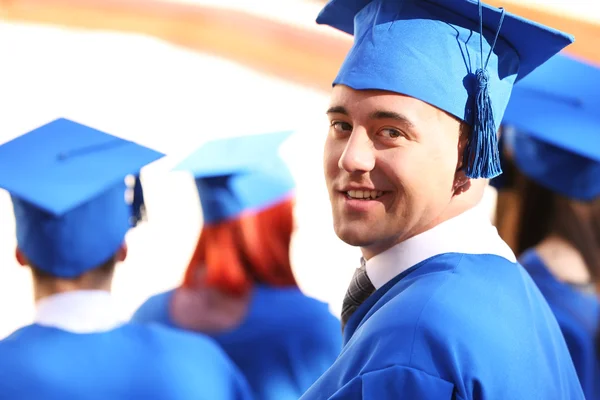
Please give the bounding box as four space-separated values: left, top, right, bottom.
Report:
0 118 165 278
316 0 574 179
175 131 295 225
500 54 600 201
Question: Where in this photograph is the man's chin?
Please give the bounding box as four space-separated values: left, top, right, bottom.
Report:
333 221 403 257
334 225 377 248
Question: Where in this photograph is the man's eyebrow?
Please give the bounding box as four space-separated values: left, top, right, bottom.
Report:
368 110 415 128
326 106 349 115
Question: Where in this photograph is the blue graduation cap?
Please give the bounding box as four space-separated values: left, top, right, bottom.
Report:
316 0 574 179
0 118 165 278
500 54 600 201
175 131 295 225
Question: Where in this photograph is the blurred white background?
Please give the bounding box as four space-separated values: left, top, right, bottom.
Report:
0 12 501 339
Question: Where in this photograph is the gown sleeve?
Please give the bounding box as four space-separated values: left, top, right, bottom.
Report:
130 290 174 326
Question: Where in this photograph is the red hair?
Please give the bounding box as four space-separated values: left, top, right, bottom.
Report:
182 196 298 296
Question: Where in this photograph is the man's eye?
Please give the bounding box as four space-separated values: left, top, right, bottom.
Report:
331 121 352 132
380 128 403 139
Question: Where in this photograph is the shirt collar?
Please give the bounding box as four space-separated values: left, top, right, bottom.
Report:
34 290 124 333
365 206 516 289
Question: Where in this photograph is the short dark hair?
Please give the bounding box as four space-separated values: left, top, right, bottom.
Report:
30 254 118 284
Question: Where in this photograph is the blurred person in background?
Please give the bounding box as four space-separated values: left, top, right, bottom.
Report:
0 118 252 400
493 54 600 400
133 131 342 400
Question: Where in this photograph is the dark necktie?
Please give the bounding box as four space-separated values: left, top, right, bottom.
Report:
341 258 376 331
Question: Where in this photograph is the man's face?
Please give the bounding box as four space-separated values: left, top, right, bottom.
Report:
324 85 464 259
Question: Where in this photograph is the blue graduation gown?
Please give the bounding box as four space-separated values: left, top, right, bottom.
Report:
300 253 584 399
0 322 252 400
133 285 342 400
520 250 600 400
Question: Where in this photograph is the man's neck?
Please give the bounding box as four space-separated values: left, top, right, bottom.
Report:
535 235 592 285
34 282 112 304
361 205 515 290
361 203 479 260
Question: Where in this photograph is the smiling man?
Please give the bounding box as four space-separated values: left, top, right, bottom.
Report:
299 0 585 399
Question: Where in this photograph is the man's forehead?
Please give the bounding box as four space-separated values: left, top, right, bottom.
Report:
328 85 442 120
329 85 396 103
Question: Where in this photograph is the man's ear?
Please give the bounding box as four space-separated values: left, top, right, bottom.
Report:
116 243 128 263
453 122 471 195
15 248 29 267
453 169 471 196
455 120 471 168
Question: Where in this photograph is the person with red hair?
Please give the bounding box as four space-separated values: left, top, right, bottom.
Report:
132 131 342 400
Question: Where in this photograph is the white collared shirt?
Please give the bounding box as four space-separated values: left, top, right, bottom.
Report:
34 290 124 334
365 206 516 290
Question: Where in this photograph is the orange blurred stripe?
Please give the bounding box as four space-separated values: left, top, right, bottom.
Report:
0 0 598 92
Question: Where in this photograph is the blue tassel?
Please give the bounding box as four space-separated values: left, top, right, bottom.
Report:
131 175 146 227
464 68 502 179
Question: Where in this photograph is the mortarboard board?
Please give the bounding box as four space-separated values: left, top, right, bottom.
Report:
499 54 600 201
316 0 574 179
0 118 165 277
175 131 295 224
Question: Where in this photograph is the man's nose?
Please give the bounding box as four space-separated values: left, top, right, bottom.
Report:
338 128 375 173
